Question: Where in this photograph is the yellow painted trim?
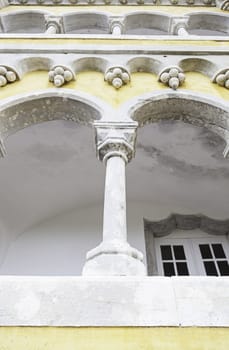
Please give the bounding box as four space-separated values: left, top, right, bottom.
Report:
0 327 228 350
0 38 228 47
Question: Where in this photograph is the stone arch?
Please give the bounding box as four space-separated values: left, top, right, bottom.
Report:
178 58 217 78
186 12 229 36
72 57 109 74
126 56 162 75
62 11 110 34
16 57 54 77
123 91 229 154
123 12 172 35
0 10 50 33
0 90 110 141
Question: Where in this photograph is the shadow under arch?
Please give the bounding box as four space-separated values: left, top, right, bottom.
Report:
123 91 229 157
0 90 110 141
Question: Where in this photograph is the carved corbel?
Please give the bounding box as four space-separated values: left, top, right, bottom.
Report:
169 17 189 35
45 16 64 34
104 66 130 89
0 66 19 87
158 66 185 90
212 68 229 90
48 66 75 87
94 122 138 163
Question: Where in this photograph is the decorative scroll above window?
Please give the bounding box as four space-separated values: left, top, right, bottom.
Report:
144 214 229 237
144 214 229 276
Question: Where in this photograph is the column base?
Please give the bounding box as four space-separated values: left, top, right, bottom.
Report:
82 252 146 276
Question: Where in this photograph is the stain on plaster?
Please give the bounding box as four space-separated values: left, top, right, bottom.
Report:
137 121 229 180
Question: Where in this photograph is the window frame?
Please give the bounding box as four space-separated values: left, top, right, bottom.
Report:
144 214 229 276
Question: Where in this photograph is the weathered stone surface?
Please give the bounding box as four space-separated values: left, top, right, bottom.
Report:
0 276 228 326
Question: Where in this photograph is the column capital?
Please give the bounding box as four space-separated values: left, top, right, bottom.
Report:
44 15 64 34
169 16 189 35
94 122 138 164
109 16 124 34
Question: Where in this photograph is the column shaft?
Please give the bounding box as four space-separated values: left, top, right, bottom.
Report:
103 155 127 243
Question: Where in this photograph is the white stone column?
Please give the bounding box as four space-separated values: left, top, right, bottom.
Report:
82 123 146 276
103 155 127 244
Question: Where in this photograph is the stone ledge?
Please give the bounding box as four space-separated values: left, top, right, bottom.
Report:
0 276 228 326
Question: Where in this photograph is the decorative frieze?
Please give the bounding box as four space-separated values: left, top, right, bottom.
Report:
0 66 18 87
212 69 229 89
104 67 130 89
48 66 75 87
159 67 185 90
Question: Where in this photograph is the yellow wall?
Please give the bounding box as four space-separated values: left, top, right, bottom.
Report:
1 71 228 107
0 327 228 350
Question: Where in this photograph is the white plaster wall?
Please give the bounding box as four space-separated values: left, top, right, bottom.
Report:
1 200 226 275
0 205 102 275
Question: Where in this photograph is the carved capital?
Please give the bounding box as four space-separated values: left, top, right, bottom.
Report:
109 17 124 34
94 122 138 163
104 66 130 89
48 66 75 87
159 66 185 90
169 17 189 35
45 16 64 34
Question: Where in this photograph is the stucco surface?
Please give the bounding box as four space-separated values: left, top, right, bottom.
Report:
0 276 228 326
0 327 229 350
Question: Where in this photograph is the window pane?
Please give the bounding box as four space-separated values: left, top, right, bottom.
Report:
217 261 229 276
176 262 189 276
173 245 186 260
212 244 226 259
204 261 218 276
199 244 212 259
163 262 175 276
161 245 172 260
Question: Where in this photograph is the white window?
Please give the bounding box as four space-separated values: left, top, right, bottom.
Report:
155 231 229 277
